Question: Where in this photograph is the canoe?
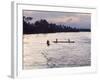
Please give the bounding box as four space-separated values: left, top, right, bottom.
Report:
52 41 75 43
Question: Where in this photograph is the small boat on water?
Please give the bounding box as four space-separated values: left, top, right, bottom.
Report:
52 41 75 43
52 38 75 43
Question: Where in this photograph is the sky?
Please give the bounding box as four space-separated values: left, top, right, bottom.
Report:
23 10 91 29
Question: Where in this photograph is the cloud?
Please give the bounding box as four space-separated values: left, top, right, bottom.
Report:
48 16 80 23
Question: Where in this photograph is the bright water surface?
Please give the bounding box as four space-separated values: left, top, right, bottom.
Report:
23 32 91 69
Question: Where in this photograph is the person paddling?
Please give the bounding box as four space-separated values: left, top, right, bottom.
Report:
56 38 58 43
68 38 70 43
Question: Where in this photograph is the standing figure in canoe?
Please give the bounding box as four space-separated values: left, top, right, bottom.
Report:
47 40 50 46
56 38 58 43
68 38 70 43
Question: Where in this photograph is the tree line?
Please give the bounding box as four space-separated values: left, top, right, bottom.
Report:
23 16 90 34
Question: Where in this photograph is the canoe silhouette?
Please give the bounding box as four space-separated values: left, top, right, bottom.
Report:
52 41 75 43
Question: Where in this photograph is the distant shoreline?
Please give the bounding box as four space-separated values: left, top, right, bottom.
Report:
23 31 91 35
23 18 90 34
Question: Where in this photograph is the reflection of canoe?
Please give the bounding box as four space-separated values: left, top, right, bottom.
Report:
52 41 75 43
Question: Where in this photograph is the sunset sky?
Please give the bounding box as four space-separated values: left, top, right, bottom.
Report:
23 10 91 29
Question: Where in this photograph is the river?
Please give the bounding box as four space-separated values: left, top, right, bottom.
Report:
23 32 91 69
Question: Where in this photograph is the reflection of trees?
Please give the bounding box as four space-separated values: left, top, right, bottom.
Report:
23 16 90 34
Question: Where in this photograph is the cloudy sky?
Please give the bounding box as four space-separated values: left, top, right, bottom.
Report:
23 10 91 29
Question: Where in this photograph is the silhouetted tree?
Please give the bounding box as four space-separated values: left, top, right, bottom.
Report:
23 16 90 34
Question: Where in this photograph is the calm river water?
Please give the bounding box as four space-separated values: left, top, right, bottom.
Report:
23 32 91 69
